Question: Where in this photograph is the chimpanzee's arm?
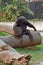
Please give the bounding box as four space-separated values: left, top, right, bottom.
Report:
25 21 37 31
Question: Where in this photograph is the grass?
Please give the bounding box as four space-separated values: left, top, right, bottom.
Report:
0 32 10 36
0 32 43 65
15 37 43 65
16 44 43 64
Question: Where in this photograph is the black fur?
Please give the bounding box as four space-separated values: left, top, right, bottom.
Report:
13 16 37 40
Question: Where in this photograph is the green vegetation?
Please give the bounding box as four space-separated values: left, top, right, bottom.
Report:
41 3 43 6
16 37 43 65
0 32 10 36
0 0 33 22
16 44 43 64
0 32 43 65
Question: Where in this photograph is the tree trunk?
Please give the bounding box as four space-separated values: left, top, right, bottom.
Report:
0 39 31 65
0 31 41 48
0 24 41 47
0 24 14 35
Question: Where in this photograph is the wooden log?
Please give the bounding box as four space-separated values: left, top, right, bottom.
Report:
0 24 41 47
0 24 14 35
0 24 22 36
0 39 31 65
0 31 41 48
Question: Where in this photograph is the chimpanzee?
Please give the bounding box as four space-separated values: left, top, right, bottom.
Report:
13 16 37 41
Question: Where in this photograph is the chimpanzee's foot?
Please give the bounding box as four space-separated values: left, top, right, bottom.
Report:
29 35 33 41
30 37 33 41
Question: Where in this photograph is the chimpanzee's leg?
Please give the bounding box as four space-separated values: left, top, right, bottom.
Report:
24 30 33 41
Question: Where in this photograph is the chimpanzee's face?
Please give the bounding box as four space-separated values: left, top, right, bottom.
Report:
16 16 27 31
18 18 26 26
17 16 27 25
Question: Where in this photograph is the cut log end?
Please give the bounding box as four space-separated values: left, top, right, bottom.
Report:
12 55 31 65
0 39 31 65
0 51 31 65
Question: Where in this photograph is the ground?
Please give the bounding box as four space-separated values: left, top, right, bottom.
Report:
0 32 43 65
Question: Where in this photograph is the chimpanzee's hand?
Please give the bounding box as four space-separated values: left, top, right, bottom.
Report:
34 28 37 31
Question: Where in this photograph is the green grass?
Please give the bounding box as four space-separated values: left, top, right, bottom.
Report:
0 32 43 65
15 36 43 65
0 32 11 36
16 44 43 63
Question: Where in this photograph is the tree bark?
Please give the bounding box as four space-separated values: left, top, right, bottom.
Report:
0 24 14 35
0 24 41 47
0 39 31 65
0 31 41 48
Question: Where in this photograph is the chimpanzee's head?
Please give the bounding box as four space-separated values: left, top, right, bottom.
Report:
16 16 27 25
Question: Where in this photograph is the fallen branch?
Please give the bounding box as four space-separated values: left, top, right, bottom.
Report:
0 39 31 65
0 24 14 35
0 24 41 47
0 35 41 48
